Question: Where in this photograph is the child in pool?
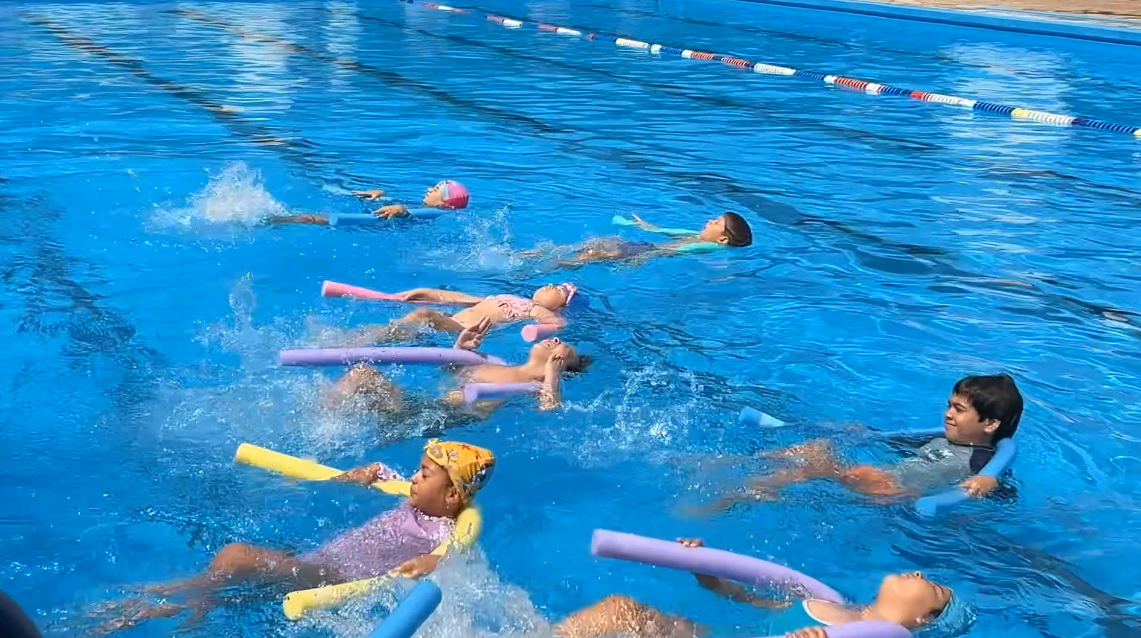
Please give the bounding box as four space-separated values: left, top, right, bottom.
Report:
557 539 960 638
712 374 1023 510
351 283 577 344
525 212 752 266
95 440 494 634
270 180 470 225
329 318 591 414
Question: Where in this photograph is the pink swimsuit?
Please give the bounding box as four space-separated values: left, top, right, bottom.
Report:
489 295 534 321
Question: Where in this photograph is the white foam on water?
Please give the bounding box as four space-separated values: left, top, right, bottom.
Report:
152 162 289 228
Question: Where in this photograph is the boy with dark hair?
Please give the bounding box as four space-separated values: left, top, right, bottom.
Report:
711 374 1023 509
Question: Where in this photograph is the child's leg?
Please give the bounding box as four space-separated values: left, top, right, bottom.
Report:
327 365 405 413
353 309 466 344
835 465 908 497
556 595 703 638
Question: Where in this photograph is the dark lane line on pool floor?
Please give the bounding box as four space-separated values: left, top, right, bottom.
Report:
426 2 1141 204
180 8 1139 333
21 14 337 178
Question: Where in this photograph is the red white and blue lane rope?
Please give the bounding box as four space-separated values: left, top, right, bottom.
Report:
397 0 1141 139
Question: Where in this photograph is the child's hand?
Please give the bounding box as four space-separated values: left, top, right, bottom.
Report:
630 214 654 229
394 554 440 578
677 538 704 548
333 463 386 485
545 353 566 376
786 628 828 638
454 317 491 351
374 204 408 219
960 475 999 497
352 189 386 200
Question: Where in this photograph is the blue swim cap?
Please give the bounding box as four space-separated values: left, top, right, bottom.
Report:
915 592 975 638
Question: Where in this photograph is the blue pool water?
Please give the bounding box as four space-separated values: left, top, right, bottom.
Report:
2 0 1140 636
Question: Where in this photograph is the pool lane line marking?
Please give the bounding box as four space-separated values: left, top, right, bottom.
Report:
176 6 1139 330
19 14 331 171
401 0 1141 139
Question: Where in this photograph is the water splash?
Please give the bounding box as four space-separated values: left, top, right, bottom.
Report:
152 162 288 228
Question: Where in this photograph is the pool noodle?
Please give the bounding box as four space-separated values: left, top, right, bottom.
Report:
369 580 443 638
462 381 540 405
329 208 446 226
591 531 909 638
591 530 844 603
915 438 1017 517
321 281 406 302
611 214 694 237
279 347 505 367
235 443 481 619
738 406 788 428
520 323 561 342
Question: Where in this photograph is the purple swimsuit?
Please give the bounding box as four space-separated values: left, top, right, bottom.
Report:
302 465 455 581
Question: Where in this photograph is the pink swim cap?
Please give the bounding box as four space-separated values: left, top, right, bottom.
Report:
437 180 470 209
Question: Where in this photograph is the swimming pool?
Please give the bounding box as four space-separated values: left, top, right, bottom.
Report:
2 0 1139 635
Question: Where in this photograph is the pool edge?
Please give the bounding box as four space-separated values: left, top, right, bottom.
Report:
726 0 1141 46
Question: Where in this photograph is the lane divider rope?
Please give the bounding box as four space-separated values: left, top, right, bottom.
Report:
397 0 1141 139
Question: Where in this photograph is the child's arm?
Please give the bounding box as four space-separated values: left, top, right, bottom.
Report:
332 462 403 486
680 540 791 609
397 288 486 305
352 188 386 200
454 318 492 351
959 475 999 497
374 204 409 219
625 214 697 237
538 355 565 411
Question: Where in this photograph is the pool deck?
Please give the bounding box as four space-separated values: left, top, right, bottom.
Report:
884 0 1141 27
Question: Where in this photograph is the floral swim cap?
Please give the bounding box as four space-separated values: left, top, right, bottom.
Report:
424 439 494 501
436 180 470 209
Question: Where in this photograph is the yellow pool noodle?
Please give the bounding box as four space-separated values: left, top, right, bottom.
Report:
233 442 483 619
234 443 407 496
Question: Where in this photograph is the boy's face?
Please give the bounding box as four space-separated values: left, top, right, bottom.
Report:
697 214 731 244
944 393 999 445
408 454 462 517
423 183 444 207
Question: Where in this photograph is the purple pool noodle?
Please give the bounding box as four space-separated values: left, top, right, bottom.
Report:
279 347 505 367
462 382 541 405
786 620 911 638
591 530 844 603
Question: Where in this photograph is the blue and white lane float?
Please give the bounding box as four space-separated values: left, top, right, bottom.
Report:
592 530 911 638
738 409 1017 517
369 580 442 638
399 0 1141 139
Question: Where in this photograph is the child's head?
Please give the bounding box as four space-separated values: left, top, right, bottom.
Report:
423 180 470 209
532 283 576 311
697 212 752 247
528 337 591 372
408 439 495 518
872 572 953 629
944 374 1023 446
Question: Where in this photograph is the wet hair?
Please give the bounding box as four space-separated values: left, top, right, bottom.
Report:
952 374 1023 443
566 354 592 373
721 212 752 247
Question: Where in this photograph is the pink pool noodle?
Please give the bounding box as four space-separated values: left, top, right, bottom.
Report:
279 347 505 367
462 382 541 404
520 323 562 342
322 281 404 301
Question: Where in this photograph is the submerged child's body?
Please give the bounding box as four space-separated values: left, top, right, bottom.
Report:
350 283 576 344
711 375 1023 510
269 180 470 225
525 212 752 267
94 441 494 634
329 319 592 416
556 539 958 638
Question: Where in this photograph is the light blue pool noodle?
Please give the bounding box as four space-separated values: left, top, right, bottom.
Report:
915 438 1017 517
329 208 445 226
368 580 442 638
738 406 787 428
611 214 695 236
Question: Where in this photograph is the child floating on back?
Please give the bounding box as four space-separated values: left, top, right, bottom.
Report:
94 440 494 634
710 374 1023 510
523 212 752 267
269 180 469 225
351 283 576 344
557 539 962 638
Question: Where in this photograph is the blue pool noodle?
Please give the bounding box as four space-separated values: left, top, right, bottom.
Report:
369 580 442 638
738 406 787 428
330 208 447 226
915 438 1017 517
